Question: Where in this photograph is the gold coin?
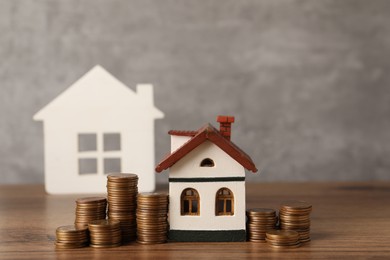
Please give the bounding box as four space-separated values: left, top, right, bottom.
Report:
56 231 88 237
90 243 122 248
248 239 267 243
138 192 168 197
76 197 107 204
107 182 138 186
56 225 88 233
136 210 167 216
56 232 88 237
267 243 301 249
247 208 276 215
280 200 312 210
248 216 277 221
266 230 299 239
55 241 88 249
280 221 310 226
136 234 167 239
137 229 168 234
279 215 310 221
88 219 120 227
90 237 122 242
56 238 88 242
136 239 166 245
107 173 138 181
266 238 300 244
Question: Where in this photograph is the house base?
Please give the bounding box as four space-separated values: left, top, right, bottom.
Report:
169 229 246 242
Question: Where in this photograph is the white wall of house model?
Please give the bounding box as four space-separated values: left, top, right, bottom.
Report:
156 116 258 242
169 140 246 231
34 65 164 194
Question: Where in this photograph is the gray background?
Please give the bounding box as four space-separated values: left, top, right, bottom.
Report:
1 0 390 184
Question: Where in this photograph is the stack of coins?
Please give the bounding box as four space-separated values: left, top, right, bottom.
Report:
75 197 107 228
279 200 312 243
246 208 278 242
88 219 122 248
55 225 89 249
265 230 301 249
107 173 138 243
136 192 169 244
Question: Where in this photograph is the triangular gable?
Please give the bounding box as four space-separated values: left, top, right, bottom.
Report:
34 65 164 120
155 124 258 173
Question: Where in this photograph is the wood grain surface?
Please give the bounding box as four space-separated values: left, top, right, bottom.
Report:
1 182 389 259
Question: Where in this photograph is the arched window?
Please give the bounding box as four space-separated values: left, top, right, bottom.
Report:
181 188 200 215
200 158 214 167
216 188 234 216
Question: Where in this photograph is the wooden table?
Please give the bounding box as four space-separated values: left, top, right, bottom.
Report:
1 182 389 259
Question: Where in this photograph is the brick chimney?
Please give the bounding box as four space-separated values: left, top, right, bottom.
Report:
216 115 235 141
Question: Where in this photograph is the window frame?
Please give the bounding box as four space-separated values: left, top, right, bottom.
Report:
215 188 234 216
77 132 122 175
181 188 200 216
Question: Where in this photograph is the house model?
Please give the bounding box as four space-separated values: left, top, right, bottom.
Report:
34 65 164 194
156 116 258 242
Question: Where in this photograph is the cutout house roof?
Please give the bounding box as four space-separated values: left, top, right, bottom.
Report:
34 65 164 120
155 123 258 173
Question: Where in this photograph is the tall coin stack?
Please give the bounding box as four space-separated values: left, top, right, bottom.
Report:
75 197 107 228
55 225 89 249
265 230 301 249
88 219 122 248
107 173 138 243
136 192 169 244
279 200 312 243
246 208 277 242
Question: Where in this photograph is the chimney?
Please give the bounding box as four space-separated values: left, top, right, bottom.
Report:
216 115 235 141
136 84 154 105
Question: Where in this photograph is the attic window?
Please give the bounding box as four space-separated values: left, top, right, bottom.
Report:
200 158 214 167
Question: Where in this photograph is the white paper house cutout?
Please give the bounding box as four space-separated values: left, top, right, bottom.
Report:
34 65 164 194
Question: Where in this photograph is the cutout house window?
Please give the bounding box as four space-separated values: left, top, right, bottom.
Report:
78 134 98 174
78 133 97 152
200 158 214 167
103 133 121 151
78 158 98 174
77 133 122 175
104 158 121 173
181 188 200 216
216 188 234 216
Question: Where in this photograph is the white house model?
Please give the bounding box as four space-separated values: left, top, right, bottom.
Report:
34 65 164 194
156 116 258 242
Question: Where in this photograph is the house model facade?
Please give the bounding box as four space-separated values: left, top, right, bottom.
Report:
156 116 258 242
34 65 164 194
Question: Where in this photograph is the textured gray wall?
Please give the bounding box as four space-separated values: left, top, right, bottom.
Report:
1 0 390 184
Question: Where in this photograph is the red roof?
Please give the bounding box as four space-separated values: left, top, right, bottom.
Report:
155 123 258 173
168 130 197 137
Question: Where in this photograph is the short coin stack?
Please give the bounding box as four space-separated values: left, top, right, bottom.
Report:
246 208 278 242
265 230 301 249
55 225 89 249
136 192 169 244
88 219 122 248
107 173 138 243
279 200 312 243
75 197 107 228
